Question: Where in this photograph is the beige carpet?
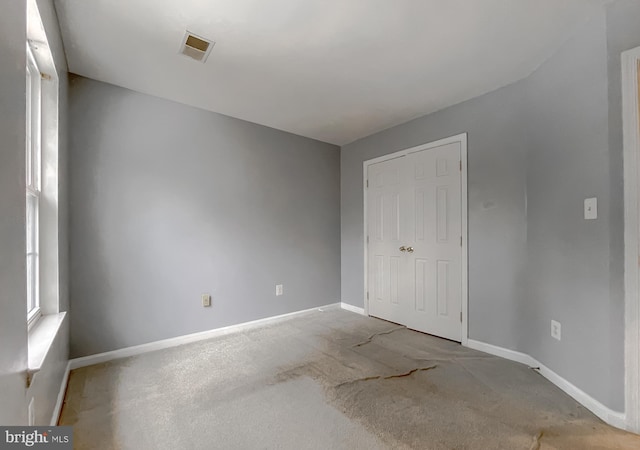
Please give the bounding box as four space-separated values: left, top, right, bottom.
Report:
60 307 640 449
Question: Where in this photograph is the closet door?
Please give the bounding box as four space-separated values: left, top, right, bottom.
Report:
367 156 409 325
366 141 463 342
403 142 462 341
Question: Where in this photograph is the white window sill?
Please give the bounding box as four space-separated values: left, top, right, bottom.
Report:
27 311 66 381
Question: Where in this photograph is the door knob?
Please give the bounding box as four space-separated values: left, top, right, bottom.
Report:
407 246 414 253
399 246 407 252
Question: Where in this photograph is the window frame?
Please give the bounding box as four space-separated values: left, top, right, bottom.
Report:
26 43 42 329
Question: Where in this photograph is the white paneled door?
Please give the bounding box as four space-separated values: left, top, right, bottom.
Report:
367 141 463 341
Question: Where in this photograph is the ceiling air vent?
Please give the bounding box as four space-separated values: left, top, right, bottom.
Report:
180 31 214 63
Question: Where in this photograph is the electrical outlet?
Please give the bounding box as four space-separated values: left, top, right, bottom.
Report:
275 284 283 296
551 320 561 341
28 398 35 426
201 294 211 307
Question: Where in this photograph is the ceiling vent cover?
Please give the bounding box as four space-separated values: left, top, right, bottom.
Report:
180 31 214 63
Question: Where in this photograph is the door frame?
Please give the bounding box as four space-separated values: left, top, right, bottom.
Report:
622 46 640 433
362 133 469 345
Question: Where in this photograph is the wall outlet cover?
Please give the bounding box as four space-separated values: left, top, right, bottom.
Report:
276 284 283 296
201 294 211 307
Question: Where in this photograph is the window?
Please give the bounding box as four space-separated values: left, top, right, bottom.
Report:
26 43 41 327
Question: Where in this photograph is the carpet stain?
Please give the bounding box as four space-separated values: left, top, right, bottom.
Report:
382 365 437 380
334 375 383 388
351 326 406 347
529 430 543 450
333 365 438 389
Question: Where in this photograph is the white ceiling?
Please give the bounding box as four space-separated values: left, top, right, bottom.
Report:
55 0 604 145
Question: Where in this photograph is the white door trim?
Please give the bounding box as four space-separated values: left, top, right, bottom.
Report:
622 46 640 433
362 133 469 345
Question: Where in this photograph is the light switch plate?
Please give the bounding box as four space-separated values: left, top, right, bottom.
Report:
276 284 283 296
201 294 211 307
584 198 597 220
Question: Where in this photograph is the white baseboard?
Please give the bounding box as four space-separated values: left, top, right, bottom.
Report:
50 361 70 426
535 362 627 429
467 339 536 367
340 302 366 316
68 303 340 371
467 339 627 430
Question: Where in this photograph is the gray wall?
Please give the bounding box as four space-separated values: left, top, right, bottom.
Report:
0 0 30 426
0 0 69 425
69 77 340 357
341 5 629 411
522 9 615 408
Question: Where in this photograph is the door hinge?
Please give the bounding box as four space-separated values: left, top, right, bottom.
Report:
460 236 462 247
366 179 369 188
367 291 369 300
460 311 463 323
459 160 462 171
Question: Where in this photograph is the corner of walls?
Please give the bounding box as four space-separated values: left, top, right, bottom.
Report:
340 142 365 310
